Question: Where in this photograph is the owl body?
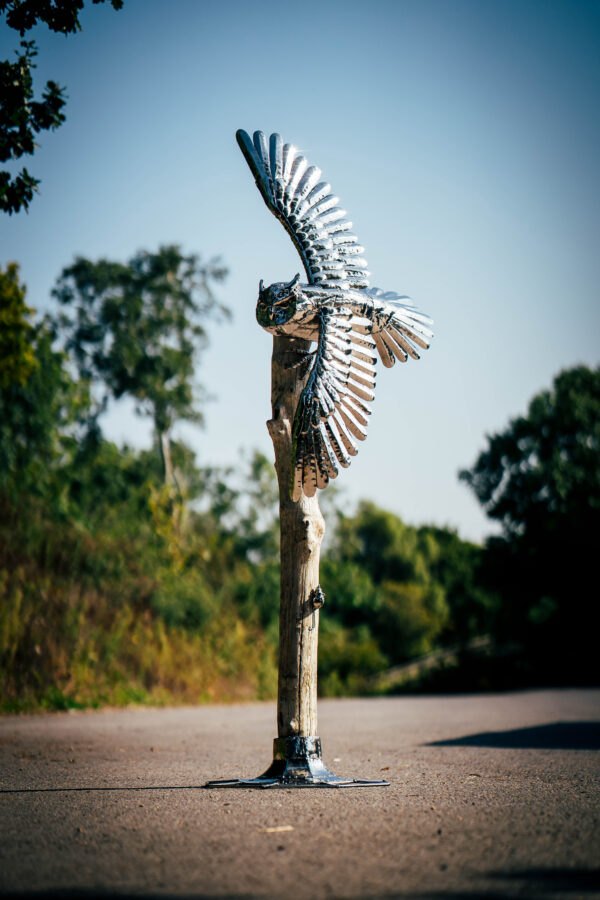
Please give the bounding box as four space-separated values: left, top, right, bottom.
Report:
256 276 425 361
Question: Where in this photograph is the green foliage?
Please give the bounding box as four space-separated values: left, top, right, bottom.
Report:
376 580 447 661
325 502 452 652
0 303 89 503
460 366 600 537
0 441 279 712
416 525 498 644
318 620 388 697
0 1 123 213
0 262 37 387
0 40 65 213
1 1 123 35
461 366 600 683
332 501 421 584
0 293 277 711
0 265 514 711
315 502 495 694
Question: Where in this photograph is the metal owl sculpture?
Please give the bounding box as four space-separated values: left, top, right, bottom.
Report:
237 129 433 501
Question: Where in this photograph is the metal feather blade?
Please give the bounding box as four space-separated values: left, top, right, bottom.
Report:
253 131 273 197
282 143 296 185
373 331 395 368
346 379 375 403
302 430 319 497
295 167 322 207
331 232 359 245
304 195 340 222
269 132 283 186
331 414 359 457
339 390 371 422
347 366 376 389
236 129 272 208
297 183 332 218
319 424 339 479
322 220 353 234
382 331 408 365
313 207 347 226
338 406 368 441
291 445 305 503
314 430 332 487
287 156 309 203
324 421 351 468
388 328 420 360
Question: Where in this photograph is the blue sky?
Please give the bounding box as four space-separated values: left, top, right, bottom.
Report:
1 0 598 542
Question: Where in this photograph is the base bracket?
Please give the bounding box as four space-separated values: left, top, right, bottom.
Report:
204 736 389 789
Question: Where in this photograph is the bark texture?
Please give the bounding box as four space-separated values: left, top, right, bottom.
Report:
267 335 325 738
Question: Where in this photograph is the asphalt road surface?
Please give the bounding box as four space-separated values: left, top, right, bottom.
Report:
1 689 599 900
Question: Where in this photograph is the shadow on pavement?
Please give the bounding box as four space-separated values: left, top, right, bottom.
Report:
427 721 600 750
0 894 253 900
0 785 207 795
0 893 255 900
2 868 600 900
414 866 600 897
3 871 600 899
488 866 600 892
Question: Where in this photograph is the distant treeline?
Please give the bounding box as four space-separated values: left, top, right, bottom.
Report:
1 258 598 711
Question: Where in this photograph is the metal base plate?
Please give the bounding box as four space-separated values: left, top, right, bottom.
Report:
204 736 389 789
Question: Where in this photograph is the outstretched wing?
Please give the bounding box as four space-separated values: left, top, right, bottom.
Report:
291 307 377 500
236 129 369 290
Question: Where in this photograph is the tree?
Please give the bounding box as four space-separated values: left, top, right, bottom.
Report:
52 245 229 485
460 366 600 538
0 268 89 502
460 366 600 682
0 261 37 387
0 0 123 214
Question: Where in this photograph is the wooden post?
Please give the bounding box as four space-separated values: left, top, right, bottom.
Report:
203 331 388 787
266 334 325 739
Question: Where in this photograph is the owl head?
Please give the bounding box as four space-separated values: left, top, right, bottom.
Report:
256 273 301 331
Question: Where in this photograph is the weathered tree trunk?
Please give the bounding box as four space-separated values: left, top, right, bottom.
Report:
203 332 388 787
266 335 325 739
